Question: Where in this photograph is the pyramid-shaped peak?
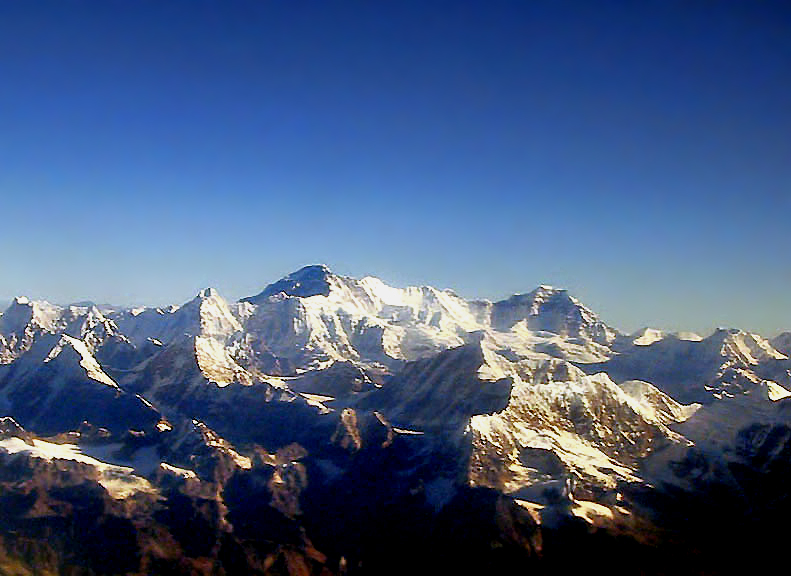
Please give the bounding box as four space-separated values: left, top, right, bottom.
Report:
491 284 617 344
243 264 337 303
44 335 120 388
704 328 787 363
497 284 572 307
182 288 228 310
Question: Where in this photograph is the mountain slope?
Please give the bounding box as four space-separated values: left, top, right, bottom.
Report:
237 266 620 373
0 334 160 435
0 265 789 575
582 328 790 404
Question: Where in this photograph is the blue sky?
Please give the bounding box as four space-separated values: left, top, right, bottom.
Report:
0 1 789 335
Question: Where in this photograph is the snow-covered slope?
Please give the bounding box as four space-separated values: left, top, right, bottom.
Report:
362 338 513 431
712 328 787 363
490 285 619 346
0 298 141 369
467 354 697 496
236 265 619 372
109 287 242 348
583 328 790 404
0 267 787 493
364 334 697 498
238 265 486 369
628 328 666 347
0 297 64 362
1 266 624 384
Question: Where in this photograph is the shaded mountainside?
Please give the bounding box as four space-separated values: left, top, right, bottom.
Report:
1 265 790 574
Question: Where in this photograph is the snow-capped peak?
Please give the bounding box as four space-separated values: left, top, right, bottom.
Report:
535 284 567 298
630 328 665 346
62 305 119 350
187 288 242 338
197 287 219 299
490 285 618 346
232 268 630 370
110 288 242 348
0 296 63 335
243 264 336 303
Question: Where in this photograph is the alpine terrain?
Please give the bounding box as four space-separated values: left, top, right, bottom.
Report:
1 265 790 575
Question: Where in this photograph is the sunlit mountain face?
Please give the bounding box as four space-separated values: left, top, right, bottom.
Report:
1 265 790 574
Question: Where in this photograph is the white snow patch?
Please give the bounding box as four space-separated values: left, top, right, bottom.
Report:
194 336 250 386
571 500 614 524
300 393 334 414
0 438 155 498
766 381 791 401
159 462 197 479
632 328 664 346
156 420 173 432
392 427 424 435
675 331 703 342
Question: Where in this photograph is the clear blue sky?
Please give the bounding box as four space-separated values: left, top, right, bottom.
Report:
0 1 789 335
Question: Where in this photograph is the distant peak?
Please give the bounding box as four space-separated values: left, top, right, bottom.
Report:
294 264 332 276
631 327 665 346
532 284 568 297
674 331 703 342
502 285 569 304
712 327 743 336
13 296 31 306
242 264 336 303
197 287 219 299
537 284 563 292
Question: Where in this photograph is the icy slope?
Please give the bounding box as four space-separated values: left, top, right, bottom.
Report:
109 287 242 348
362 335 697 497
237 265 620 371
0 297 64 362
467 354 698 496
583 328 791 404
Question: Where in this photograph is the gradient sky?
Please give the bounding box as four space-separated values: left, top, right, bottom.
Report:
0 1 789 335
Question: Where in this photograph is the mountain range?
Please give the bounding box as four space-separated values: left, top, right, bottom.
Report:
1 265 790 575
